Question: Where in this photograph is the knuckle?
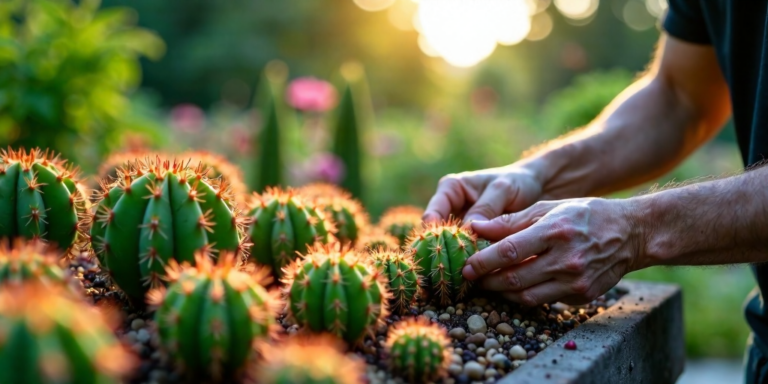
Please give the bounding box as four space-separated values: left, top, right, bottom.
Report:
548 219 576 240
497 239 518 263
438 175 460 187
498 213 515 226
506 270 522 290
488 179 513 192
520 291 538 307
563 256 586 273
570 278 591 295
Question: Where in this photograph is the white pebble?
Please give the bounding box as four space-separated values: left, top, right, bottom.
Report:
136 329 151 343
130 318 145 330
509 345 527 360
463 361 485 380
439 313 451 321
467 315 488 334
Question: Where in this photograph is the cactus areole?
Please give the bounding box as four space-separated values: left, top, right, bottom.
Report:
0 148 87 251
91 157 245 304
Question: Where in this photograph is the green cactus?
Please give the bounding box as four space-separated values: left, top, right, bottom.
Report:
378 206 423 247
355 228 400 253
370 249 420 314
253 61 288 193
149 252 280 382
251 335 364 384
0 148 88 252
246 187 333 278
91 157 245 304
331 84 364 200
385 317 452 383
0 283 134 384
283 245 389 344
299 183 369 245
0 239 81 294
407 221 480 306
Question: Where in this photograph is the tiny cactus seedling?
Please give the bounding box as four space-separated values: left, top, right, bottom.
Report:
0 283 134 384
91 156 246 304
148 252 280 382
0 148 88 251
299 183 369 245
247 187 333 278
0 239 81 294
283 244 389 344
370 248 420 314
251 335 364 384
385 317 452 383
379 206 424 247
407 220 480 306
355 227 400 253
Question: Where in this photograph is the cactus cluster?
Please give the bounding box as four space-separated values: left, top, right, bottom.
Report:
283 244 389 344
0 239 80 294
247 187 333 278
356 227 400 252
0 284 134 384
407 220 481 305
378 206 423 247
385 317 452 383
91 156 246 303
251 335 364 384
370 249 420 314
148 252 280 381
300 183 368 245
0 148 88 251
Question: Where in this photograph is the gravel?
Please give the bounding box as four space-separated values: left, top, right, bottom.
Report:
467 315 488 334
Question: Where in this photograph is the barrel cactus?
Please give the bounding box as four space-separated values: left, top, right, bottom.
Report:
251 335 364 384
379 206 423 247
370 249 420 314
246 187 333 278
0 283 134 384
91 156 246 303
0 239 81 294
179 150 248 201
406 221 481 306
148 252 280 382
385 317 452 383
355 227 400 253
283 244 389 344
299 183 368 245
0 148 88 251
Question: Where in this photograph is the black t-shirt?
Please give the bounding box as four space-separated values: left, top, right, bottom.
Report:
663 0 768 354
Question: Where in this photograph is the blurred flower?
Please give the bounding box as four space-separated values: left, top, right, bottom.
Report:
286 77 337 112
230 124 251 155
170 104 205 133
306 152 345 183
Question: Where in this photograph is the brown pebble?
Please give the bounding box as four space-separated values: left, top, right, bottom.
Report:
466 333 487 345
496 323 515 336
487 311 501 327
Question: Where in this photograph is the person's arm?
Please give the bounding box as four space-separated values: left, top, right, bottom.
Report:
423 34 731 223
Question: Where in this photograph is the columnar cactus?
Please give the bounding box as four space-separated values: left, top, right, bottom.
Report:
247 187 333 278
355 227 400 253
385 317 452 383
0 239 80 294
406 221 480 306
370 249 420 314
148 252 280 382
251 335 364 384
0 284 134 384
283 244 389 344
378 206 423 247
0 148 87 251
300 183 368 245
91 156 246 303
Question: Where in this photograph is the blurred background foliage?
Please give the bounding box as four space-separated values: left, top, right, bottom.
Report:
0 0 753 359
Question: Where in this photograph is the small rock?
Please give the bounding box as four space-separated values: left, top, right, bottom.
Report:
509 345 527 360
136 329 151 343
490 353 509 368
446 306 456 315
467 315 487 334
476 347 486 356
481 312 489 319
485 368 498 379
525 332 534 338
564 340 577 350
423 310 437 319
130 318 145 331
464 361 485 380
467 343 477 351
456 309 464 316
452 354 463 364
550 302 569 313
466 333 487 345
123 331 138 344
484 338 500 350
496 323 515 336
449 327 467 341
439 313 451 321
449 364 463 376
562 310 573 320
512 319 521 327
477 356 487 365
487 311 501 327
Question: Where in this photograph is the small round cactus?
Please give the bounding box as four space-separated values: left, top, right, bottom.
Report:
355 227 400 253
299 183 368 245
370 248 421 314
406 220 481 306
0 283 134 384
91 156 246 303
0 239 80 294
251 335 365 384
0 148 88 251
283 244 389 344
385 317 452 383
148 252 280 382
378 206 423 247
246 187 333 278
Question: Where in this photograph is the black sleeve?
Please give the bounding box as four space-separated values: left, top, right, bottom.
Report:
663 0 711 44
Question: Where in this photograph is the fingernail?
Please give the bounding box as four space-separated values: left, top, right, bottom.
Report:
463 264 478 280
464 215 487 223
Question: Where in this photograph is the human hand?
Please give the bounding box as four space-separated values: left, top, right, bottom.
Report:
463 198 641 306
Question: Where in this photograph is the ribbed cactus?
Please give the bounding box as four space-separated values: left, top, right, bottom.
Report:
179 150 249 202
379 206 424 247
406 221 480 306
370 249 420 314
385 317 452 383
355 228 399 253
148 252 280 382
247 187 333 278
0 148 87 251
300 183 368 245
91 156 245 304
283 244 389 344
0 283 134 384
98 150 157 180
251 335 364 384
0 239 80 294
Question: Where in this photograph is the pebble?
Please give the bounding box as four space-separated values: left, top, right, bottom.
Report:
423 310 437 319
439 313 451 321
525 327 536 333
551 302 569 313
456 309 464 316
467 315 488 334
137 329 151 344
466 333 486 345
452 354 463 364
464 361 485 380
484 338 500 350
449 327 467 341
509 345 527 360
124 331 138 344
495 323 515 336
130 318 145 331
446 306 456 314
526 332 534 338
487 311 501 327
490 353 509 368
477 356 487 365
449 364 463 375
562 310 573 320
476 347 486 356
485 368 498 379
512 319 521 327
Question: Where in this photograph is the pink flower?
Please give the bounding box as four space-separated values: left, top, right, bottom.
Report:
286 77 337 112
307 153 345 184
170 104 205 133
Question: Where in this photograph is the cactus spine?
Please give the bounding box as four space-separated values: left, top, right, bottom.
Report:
0 148 87 251
378 206 424 247
283 245 389 344
385 317 452 383
179 150 249 202
407 221 480 306
246 187 332 278
91 156 245 303
0 240 80 294
251 335 364 384
300 183 369 245
148 252 280 382
370 249 420 314
0 284 134 384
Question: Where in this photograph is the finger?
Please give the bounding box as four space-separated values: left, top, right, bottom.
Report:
502 280 570 307
463 180 514 223
471 201 557 241
462 227 549 280
423 177 467 223
478 256 552 292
